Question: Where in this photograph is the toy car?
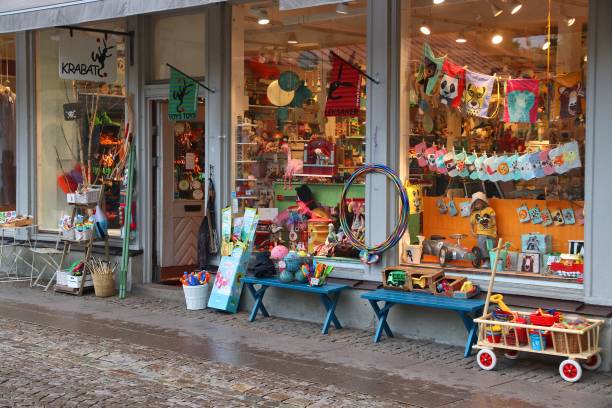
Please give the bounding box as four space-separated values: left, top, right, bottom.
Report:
386 270 407 287
422 234 483 268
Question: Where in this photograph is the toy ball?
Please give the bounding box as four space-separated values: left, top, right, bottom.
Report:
279 71 300 91
284 251 303 274
270 244 289 260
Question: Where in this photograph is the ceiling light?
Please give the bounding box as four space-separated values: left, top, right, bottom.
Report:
455 32 467 43
564 15 576 27
433 0 445 4
542 41 550 50
287 33 298 44
255 9 270 25
491 34 503 44
420 24 431 35
489 1 503 17
509 0 522 14
336 2 349 14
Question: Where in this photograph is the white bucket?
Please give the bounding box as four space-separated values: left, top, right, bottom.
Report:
183 284 210 310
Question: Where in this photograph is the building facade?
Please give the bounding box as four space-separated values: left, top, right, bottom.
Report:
1 0 610 366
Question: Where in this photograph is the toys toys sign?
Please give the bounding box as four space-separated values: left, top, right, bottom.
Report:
59 33 117 82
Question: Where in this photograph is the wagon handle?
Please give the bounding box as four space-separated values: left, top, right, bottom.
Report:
482 238 504 318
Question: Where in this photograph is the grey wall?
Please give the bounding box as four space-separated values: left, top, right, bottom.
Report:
584 0 612 306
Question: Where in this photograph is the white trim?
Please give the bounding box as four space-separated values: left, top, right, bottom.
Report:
0 1 100 16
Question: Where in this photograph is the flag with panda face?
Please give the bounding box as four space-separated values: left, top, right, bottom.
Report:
439 59 465 108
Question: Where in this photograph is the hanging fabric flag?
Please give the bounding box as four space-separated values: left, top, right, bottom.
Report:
517 152 535 180
504 78 540 123
554 72 585 119
324 52 362 117
439 59 465 108
455 150 469 178
414 141 428 167
540 149 555 176
465 152 477 177
425 145 438 172
463 71 495 117
506 153 519 182
495 155 510 182
435 148 448 174
416 43 445 96
443 150 458 177
562 141 582 171
168 67 199 121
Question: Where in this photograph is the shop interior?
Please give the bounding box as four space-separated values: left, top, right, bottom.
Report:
399 0 587 283
232 0 369 262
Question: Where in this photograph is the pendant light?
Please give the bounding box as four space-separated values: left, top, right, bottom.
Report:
542 41 550 50
455 31 467 43
287 33 298 44
254 8 270 25
508 0 522 15
433 0 445 4
561 7 575 27
420 22 431 35
491 33 503 44
489 0 503 17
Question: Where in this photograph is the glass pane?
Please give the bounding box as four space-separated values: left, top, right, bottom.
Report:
232 1 368 261
0 34 15 213
399 0 587 283
148 12 206 82
171 104 205 200
36 22 127 233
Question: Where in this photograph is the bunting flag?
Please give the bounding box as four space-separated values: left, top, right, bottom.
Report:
504 78 540 123
416 43 445 96
463 71 495 117
324 53 362 117
439 59 465 108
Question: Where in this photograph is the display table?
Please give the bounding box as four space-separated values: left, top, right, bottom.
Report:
361 289 485 357
241 276 349 334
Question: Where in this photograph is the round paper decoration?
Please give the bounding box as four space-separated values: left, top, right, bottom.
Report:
267 80 295 107
289 81 313 108
279 71 300 91
192 189 204 200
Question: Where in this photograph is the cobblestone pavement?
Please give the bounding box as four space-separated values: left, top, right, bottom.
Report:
0 317 408 408
0 285 610 407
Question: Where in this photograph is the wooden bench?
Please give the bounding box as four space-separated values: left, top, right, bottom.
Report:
241 276 349 335
361 289 485 357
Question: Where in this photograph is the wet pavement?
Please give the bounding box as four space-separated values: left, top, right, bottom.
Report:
0 284 610 407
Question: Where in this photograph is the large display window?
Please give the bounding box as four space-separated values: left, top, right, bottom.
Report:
36 22 127 233
399 0 588 284
231 1 368 262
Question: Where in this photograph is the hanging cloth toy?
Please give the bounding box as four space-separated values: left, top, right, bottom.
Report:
504 78 540 124
439 59 465 108
416 43 445 96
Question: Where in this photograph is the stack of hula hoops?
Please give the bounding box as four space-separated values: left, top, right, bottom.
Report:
339 164 410 264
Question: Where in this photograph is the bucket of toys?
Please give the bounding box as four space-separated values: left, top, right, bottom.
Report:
181 271 211 310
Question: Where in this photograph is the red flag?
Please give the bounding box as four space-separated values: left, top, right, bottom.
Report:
324 54 362 117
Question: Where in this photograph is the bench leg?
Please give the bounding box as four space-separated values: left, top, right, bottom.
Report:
320 292 342 335
456 310 479 358
246 283 269 322
369 300 394 343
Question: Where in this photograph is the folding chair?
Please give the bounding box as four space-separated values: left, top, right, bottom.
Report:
31 231 64 290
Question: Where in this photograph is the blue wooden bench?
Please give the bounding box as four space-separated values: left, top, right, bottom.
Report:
361 289 485 357
241 276 349 335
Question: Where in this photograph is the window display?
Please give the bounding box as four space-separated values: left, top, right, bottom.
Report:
400 0 588 283
232 1 368 261
36 23 127 232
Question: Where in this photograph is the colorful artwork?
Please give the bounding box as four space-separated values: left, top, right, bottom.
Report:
504 79 540 123
541 208 553 226
417 43 445 96
529 206 543 224
562 208 576 225
439 59 465 107
517 204 530 223
552 209 565 226
464 71 495 117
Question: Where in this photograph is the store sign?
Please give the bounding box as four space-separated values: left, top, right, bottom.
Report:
59 33 117 82
324 53 362 117
168 68 198 121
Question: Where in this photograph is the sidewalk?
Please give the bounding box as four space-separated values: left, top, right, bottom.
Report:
0 284 610 407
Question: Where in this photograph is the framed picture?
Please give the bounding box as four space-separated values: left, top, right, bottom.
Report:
518 252 541 273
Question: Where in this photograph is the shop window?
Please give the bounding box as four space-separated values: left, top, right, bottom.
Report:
400 1 588 284
0 34 16 213
231 1 368 262
35 22 127 233
148 12 206 82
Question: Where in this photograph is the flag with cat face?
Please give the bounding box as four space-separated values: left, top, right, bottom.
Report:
463 71 495 117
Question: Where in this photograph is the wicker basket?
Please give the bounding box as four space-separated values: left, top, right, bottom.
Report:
92 273 116 297
552 332 589 354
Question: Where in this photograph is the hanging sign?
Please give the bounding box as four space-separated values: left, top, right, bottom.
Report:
168 68 198 121
59 33 117 82
324 53 362 117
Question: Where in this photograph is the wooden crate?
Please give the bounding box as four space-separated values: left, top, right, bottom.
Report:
407 269 444 293
434 275 467 296
381 266 411 291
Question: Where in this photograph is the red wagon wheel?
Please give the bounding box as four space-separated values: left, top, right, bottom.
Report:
559 359 582 382
477 349 497 371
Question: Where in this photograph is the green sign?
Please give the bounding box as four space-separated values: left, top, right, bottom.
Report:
168 68 198 121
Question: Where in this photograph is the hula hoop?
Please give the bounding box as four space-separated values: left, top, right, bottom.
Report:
339 164 410 260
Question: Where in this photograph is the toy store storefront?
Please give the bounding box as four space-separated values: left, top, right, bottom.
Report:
226 0 612 362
